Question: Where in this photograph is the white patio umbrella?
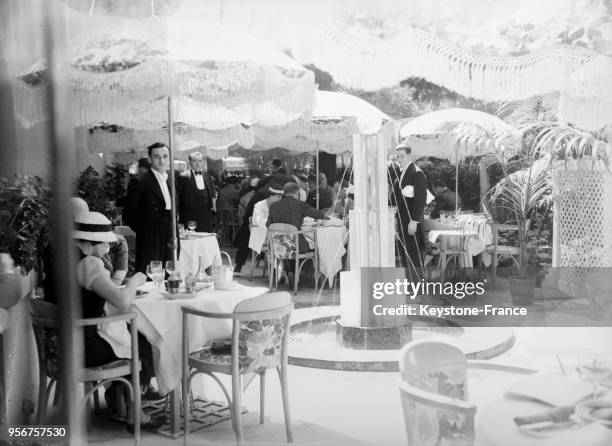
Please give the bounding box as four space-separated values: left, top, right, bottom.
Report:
253 90 395 206
83 95 255 157
15 17 316 261
399 108 522 212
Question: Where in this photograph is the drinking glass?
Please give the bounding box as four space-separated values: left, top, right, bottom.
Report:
187 221 197 238
146 265 155 281
577 354 610 398
149 261 164 289
165 260 177 276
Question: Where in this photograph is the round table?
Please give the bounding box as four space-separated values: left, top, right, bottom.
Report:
177 232 221 278
478 397 612 446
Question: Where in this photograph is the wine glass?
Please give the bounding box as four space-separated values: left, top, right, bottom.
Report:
577 354 610 398
165 260 177 277
146 265 155 281
187 221 197 238
151 267 164 289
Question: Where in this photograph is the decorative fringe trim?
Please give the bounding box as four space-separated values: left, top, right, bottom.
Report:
294 22 610 106
14 62 316 128
85 124 253 154
252 116 396 154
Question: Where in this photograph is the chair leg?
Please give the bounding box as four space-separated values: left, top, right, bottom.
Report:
294 257 299 296
37 375 49 424
269 258 275 289
277 366 293 442
440 250 447 283
183 377 190 444
491 255 498 289
83 382 93 431
53 380 61 406
249 251 255 282
232 374 243 443
259 371 265 425
93 382 101 414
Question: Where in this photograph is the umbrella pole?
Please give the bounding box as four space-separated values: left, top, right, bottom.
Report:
455 146 459 214
167 96 178 263
316 144 320 209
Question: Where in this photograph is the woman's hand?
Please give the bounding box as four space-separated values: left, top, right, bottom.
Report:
127 272 147 288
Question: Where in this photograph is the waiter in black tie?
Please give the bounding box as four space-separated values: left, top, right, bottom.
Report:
124 142 178 273
176 151 215 233
392 143 428 278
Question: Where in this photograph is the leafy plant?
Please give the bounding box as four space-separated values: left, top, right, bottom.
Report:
103 163 128 203
483 155 553 276
75 166 121 224
0 174 51 274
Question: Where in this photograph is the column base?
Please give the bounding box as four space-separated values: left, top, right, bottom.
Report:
335 319 412 350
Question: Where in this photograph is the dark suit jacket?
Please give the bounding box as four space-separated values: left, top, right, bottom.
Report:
124 169 173 229
176 170 215 231
394 162 427 225
430 189 461 219
267 196 328 252
124 169 177 271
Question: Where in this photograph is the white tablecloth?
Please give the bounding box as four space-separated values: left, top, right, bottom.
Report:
248 226 267 254
132 283 268 395
178 233 221 278
305 225 348 284
425 216 494 265
478 395 612 446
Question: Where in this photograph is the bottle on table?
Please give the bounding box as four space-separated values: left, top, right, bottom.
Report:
168 271 180 295
194 256 210 291
184 272 194 294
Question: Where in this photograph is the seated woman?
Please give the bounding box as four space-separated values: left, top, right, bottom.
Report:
73 211 164 429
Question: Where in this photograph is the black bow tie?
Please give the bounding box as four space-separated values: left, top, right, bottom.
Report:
194 172 202 176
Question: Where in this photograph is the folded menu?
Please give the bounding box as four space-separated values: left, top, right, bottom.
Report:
505 373 599 407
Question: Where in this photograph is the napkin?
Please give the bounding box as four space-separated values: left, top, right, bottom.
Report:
426 189 435 204
505 373 600 407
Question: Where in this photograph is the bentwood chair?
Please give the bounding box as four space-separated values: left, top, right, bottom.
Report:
29 299 142 444
399 340 536 446
267 223 319 295
182 292 293 444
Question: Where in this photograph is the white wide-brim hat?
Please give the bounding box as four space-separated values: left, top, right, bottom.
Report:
73 211 117 243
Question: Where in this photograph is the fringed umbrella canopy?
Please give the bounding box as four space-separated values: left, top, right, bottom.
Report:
176 0 612 130
253 91 395 153
14 18 316 128
399 108 522 160
83 95 255 155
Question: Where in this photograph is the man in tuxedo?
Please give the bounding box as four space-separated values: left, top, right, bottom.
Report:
176 151 215 233
393 143 427 278
124 142 177 273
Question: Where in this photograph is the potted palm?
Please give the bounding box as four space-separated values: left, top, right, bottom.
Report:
484 155 552 304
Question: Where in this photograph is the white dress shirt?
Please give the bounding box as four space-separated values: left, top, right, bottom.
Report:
152 168 171 210
192 170 205 190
